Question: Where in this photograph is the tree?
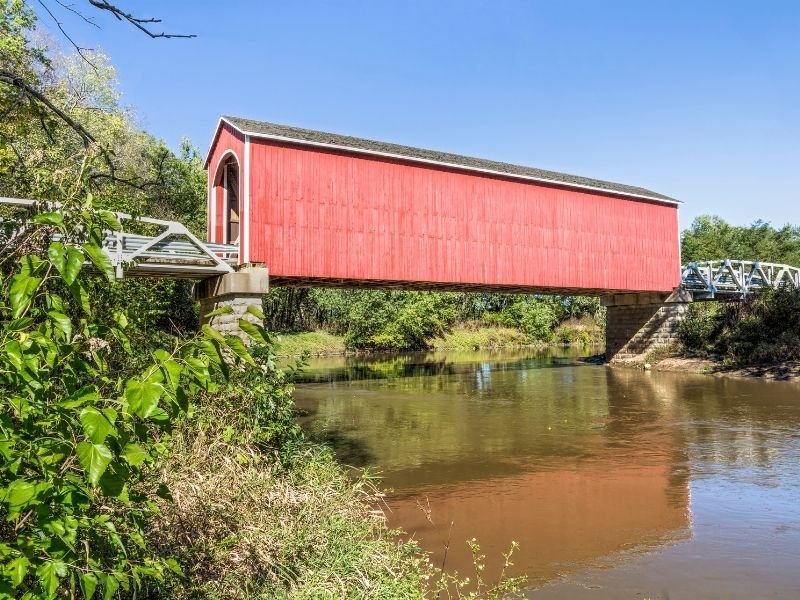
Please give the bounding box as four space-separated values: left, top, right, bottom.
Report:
681 215 800 266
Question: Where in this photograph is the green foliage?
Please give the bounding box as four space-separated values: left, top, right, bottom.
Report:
679 290 800 364
432 325 530 351
0 198 273 599
496 297 557 342
263 287 602 351
681 215 800 265
343 291 458 351
679 303 724 351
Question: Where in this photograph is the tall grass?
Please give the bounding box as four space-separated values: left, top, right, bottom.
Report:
149 366 526 599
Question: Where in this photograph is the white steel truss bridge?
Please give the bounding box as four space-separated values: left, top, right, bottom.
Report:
681 260 800 299
1 197 238 279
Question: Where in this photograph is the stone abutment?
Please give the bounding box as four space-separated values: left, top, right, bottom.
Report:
603 289 692 363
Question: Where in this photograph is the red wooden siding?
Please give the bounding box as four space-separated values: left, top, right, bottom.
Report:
205 122 244 245
241 140 679 293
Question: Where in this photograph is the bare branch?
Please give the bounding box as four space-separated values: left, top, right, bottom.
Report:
53 0 100 27
37 0 98 70
86 1 197 39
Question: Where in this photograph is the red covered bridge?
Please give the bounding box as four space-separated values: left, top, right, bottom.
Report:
204 116 680 295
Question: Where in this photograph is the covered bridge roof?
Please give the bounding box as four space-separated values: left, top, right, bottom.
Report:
213 115 678 205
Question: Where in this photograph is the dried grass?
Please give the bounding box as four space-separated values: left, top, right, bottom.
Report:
149 407 429 599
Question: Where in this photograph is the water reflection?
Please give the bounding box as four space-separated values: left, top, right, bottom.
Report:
294 349 800 597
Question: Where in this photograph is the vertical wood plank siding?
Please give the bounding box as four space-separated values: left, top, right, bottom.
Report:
212 136 679 292
205 123 245 246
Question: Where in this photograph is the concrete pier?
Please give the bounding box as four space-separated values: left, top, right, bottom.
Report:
195 266 269 337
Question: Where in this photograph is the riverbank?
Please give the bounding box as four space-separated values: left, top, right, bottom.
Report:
277 322 602 357
652 356 800 381
610 352 800 382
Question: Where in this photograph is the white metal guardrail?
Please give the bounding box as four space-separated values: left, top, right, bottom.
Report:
0 197 238 279
681 260 800 298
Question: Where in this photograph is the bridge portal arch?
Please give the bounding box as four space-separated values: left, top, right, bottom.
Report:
210 150 241 246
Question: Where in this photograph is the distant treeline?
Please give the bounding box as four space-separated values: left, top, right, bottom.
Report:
263 288 603 351
681 215 800 265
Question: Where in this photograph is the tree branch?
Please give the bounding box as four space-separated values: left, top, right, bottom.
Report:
37 0 97 70
53 0 100 27
0 70 96 146
86 1 197 39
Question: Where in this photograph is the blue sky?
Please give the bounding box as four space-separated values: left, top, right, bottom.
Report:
34 0 800 229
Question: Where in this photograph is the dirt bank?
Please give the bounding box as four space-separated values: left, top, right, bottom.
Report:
611 355 800 382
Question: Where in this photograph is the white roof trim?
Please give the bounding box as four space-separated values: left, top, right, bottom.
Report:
215 117 679 206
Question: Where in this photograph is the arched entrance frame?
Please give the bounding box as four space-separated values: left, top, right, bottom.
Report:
210 150 242 248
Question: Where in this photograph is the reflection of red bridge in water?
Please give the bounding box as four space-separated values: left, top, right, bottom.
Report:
202 117 690 359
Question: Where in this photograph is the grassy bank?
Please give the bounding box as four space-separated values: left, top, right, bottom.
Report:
278 330 347 356
432 325 533 350
277 319 604 357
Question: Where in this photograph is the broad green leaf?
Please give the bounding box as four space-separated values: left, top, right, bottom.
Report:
102 574 119 600
203 305 234 318
98 462 128 499
80 408 116 444
83 243 114 282
8 273 41 319
4 317 33 332
47 242 66 271
224 335 255 365
5 340 23 369
47 311 72 341
246 305 266 320
36 560 66 598
46 293 66 312
58 386 100 409
4 480 35 512
201 323 226 343
8 555 29 586
238 319 268 344
68 279 91 314
31 212 63 226
197 339 224 367
124 380 164 419
98 210 122 231
161 359 182 391
121 443 149 466
81 572 98 600
76 442 113 486
152 349 171 362
61 247 84 286
111 327 132 354
112 310 128 329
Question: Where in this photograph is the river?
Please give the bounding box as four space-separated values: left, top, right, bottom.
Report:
292 348 800 598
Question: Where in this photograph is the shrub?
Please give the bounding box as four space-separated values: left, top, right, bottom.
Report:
343 291 458 351
679 289 800 364
678 303 723 351
0 197 274 599
500 299 557 342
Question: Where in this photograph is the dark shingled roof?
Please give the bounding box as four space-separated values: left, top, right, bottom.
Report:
221 115 678 204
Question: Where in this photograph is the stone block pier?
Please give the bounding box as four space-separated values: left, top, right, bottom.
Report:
603 289 693 362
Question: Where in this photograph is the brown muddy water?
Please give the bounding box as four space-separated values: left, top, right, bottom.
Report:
292 348 800 599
